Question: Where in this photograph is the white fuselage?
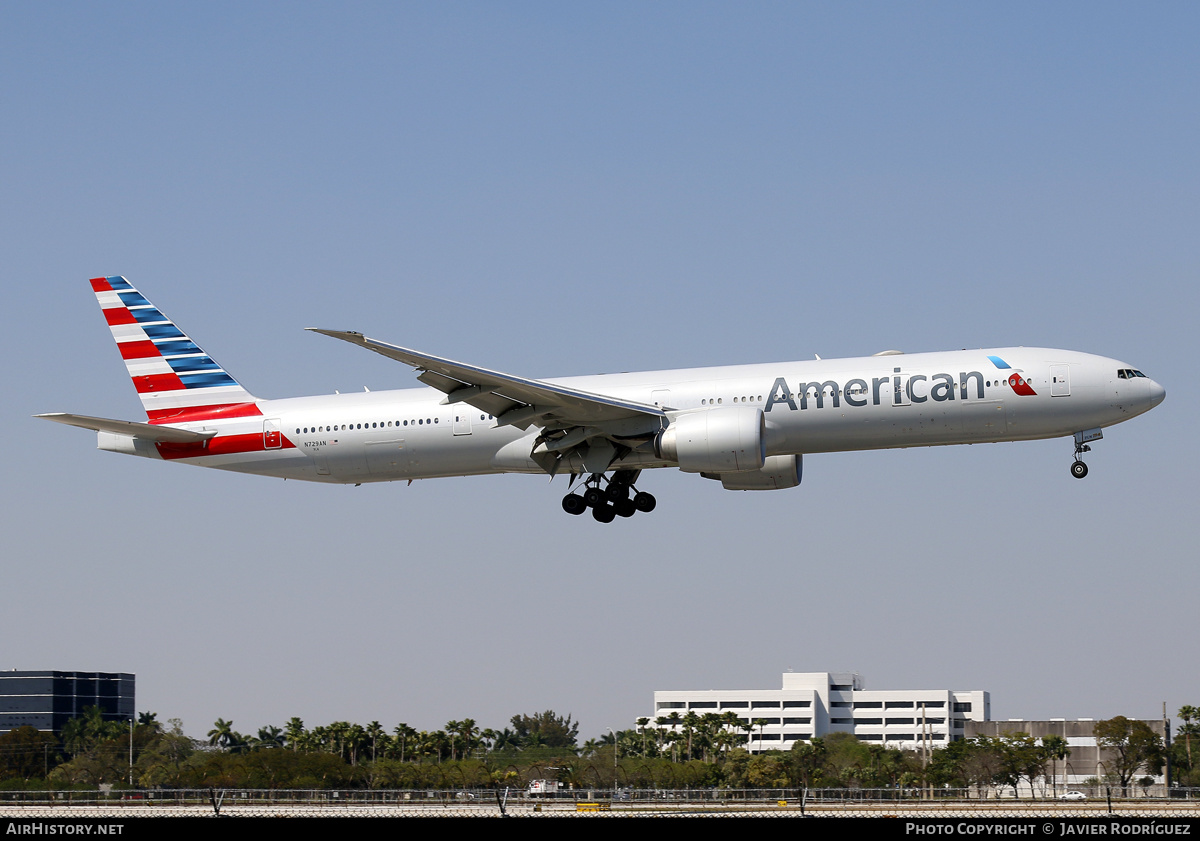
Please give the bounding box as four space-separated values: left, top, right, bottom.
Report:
123 347 1164 485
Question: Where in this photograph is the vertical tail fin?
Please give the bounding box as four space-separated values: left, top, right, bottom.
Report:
90 276 261 423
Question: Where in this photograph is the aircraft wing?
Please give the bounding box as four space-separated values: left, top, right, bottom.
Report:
35 413 219 443
307 330 666 431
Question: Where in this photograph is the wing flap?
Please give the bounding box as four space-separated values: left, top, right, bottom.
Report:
35 412 219 443
415 370 468 392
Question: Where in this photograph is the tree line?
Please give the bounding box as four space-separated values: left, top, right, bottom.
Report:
0 706 1193 793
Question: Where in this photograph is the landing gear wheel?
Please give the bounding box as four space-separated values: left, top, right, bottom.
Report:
1071 460 1089 479
605 482 630 502
566 471 653 521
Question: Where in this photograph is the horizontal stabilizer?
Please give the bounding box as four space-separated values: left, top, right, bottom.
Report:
35 413 218 444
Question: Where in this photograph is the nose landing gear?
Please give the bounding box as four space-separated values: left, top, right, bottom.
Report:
560 470 657 522
1070 429 1102 479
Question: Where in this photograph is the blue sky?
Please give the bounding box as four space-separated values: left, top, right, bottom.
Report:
3 2 1196 740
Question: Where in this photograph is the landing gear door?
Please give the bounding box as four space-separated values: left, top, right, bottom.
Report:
264 418 282 449
1050 364 1070 397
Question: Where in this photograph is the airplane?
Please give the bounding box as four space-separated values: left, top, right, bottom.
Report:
38 277 1166 523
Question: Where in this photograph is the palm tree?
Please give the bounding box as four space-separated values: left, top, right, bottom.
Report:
344 723 368 765
490 727 521 753
663 712 683 760
752 718 768 753
741 719 755 753
309 724 331 753
654 717 670 756
636 718 650 757
720 711 744 753
417 729 450 762
283 717 306 751
366 721 386 762
445 720 461 761
453 719 479 759
325 721 358 762
698 713 724 762
254 725 285 749
207 719 235 748
1042 735 1070 797
393 723 417 762
1180 706 1198 771
61 706 117 757
682 711 700 761
294 728 320 753
479 728 498 754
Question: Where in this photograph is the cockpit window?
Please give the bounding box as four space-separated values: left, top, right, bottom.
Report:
1117 369 1149 379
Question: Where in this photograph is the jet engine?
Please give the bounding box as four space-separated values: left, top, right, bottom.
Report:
653 406 766 473
704 454 802 490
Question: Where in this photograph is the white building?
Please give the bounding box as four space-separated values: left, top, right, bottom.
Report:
650 671 990 753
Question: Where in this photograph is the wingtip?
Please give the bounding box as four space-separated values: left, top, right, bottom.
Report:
307 328 365 341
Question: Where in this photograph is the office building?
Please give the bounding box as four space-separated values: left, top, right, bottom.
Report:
650 670 989 752
0 670 135 732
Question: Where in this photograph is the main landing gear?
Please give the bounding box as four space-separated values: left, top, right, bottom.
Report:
561 471 657 522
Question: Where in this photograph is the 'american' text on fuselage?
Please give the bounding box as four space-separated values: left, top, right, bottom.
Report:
765 368 1013 412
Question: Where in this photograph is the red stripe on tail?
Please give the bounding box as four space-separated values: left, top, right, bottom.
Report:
133 372 186 394
102 306 137 326
117 340 161 360
146 402 264 424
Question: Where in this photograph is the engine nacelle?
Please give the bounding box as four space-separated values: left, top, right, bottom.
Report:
654 406 765 474
704 454 802 490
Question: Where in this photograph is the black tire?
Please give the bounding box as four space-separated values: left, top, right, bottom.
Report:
592 504 616 523
583 487 605 508
614 498 637 518
605 483 630 501
633 492 657 513
1071 460 1089 479
562 494 587 515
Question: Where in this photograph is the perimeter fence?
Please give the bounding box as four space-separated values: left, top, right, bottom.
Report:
1 788 1199 818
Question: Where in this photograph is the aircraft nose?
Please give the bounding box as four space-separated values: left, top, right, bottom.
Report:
1148 379 1166 408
